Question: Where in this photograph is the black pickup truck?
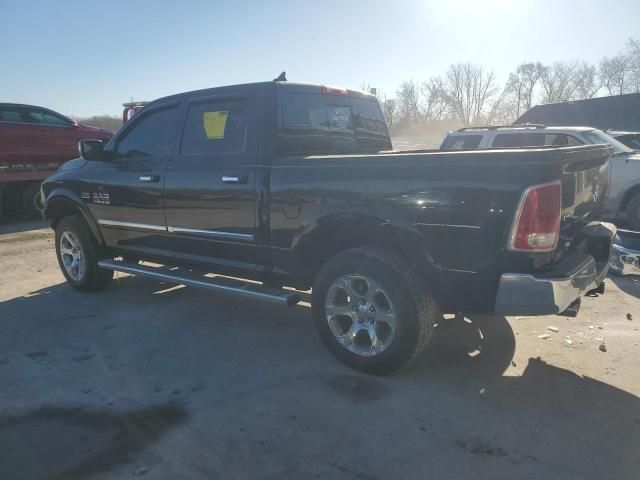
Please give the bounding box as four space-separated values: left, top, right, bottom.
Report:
42 81 616 373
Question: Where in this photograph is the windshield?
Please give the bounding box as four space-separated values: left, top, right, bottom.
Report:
582 129 633 155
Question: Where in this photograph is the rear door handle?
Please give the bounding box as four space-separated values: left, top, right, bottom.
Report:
222 175 248 184
139 175 160 183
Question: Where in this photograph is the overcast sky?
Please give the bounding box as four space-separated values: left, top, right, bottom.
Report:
1 0 638 117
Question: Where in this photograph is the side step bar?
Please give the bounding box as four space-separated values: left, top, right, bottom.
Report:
97 259 300 306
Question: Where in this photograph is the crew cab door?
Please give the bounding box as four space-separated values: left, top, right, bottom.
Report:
163 93 260 274
90 103 179 257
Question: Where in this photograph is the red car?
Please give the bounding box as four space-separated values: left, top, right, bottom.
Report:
0 103 113 218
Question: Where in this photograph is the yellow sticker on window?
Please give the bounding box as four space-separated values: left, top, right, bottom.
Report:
202 111 228 139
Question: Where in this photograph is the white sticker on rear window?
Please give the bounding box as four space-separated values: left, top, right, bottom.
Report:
327 106 352 130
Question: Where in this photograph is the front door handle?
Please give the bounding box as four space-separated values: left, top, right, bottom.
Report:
222 175 248 184
139 175 160 183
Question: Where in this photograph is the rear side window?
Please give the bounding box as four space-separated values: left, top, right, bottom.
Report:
115 107 176 158
280 92 390 155
493 133 544 147
441 135 482 150
181 99 248 155
281 93 356 154
0 106 25 123
492 132 582 148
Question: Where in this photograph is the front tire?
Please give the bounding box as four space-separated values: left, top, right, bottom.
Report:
55 215 113 291
312 247 438 374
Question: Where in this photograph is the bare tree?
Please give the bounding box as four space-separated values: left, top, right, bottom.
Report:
396 80 421 124
538 61 579 103
498 62 543 121
598 54 635 95
624 38 640 92
442 63 498 126
573 61 600 99
381 97 397 127
419 77 448 127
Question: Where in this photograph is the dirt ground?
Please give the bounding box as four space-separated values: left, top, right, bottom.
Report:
1 219 639 480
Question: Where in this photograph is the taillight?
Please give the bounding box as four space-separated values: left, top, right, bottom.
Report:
508 181 562 252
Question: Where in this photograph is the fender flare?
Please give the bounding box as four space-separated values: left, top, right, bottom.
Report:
43 188 105 246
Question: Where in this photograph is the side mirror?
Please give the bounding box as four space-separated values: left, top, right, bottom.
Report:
78 139 105 161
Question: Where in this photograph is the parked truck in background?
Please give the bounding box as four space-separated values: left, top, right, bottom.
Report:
42 81 616 373
0 103 113 218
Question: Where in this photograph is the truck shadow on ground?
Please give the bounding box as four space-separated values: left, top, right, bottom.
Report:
1 277 639 479
0 217 47 235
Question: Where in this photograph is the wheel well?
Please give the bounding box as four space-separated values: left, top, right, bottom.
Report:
292 216 438 290
45 197 83 229
620 184 640 212
44 198 104 247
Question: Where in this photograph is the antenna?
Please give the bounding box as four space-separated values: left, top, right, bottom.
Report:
273 71 287 82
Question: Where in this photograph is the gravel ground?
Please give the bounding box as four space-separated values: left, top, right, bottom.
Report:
1 219 639 480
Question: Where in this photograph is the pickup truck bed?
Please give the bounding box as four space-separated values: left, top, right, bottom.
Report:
41 81 616 373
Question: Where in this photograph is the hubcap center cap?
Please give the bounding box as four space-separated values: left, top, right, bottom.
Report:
357 302 373 316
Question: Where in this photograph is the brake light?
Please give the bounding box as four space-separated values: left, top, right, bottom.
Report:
508 181 562 252
321 85 348 96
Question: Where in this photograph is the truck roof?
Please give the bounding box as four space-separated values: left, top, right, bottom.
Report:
147 81 375 109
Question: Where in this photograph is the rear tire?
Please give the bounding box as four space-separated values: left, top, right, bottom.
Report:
55 215 113 291
312 247 438 374
21 183 43 219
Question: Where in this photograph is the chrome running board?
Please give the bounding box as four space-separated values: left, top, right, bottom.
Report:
97 259 300 306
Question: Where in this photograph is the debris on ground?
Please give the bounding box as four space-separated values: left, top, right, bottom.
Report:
589 325 594 330
565 338 573 345
511 360 517 367
627 313 633 320
547 326 559 333
538 333 551 339
599 343 607 352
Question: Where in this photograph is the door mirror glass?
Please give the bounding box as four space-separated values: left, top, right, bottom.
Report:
79 139 105 161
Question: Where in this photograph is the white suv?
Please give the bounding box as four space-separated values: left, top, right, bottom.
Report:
440 124 610 150
440 124 640 228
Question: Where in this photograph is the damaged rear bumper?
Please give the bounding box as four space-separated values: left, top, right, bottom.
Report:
494 222 616 316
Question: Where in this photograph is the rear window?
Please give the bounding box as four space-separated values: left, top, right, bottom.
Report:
279 92 390 155
440 134 482 150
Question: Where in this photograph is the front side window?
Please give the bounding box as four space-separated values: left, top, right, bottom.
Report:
26 109 72 126
115 107 176 158
181 99 248 156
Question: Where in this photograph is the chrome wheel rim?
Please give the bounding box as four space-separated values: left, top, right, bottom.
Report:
325 274 397 357
60 231 85 281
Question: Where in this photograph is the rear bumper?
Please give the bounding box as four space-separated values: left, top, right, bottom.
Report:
494 222 616 316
